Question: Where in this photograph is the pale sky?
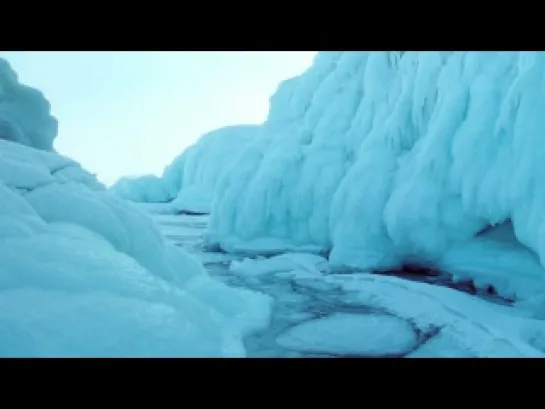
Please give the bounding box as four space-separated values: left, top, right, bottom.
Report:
0 51 316 185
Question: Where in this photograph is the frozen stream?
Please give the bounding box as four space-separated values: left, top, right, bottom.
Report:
151 210 545 358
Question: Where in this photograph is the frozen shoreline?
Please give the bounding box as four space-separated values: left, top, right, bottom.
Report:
150 205 545 358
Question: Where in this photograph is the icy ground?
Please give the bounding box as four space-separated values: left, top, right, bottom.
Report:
148 204 545 358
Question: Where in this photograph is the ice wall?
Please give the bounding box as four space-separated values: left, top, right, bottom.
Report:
205 51 545 275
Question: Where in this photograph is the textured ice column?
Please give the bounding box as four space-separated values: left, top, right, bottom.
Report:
328 52 415 270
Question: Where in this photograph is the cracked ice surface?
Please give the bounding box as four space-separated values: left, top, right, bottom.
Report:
150 205 545 358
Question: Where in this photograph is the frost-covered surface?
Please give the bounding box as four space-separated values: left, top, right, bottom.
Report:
152 206 545 357
201 51 545 290
276 313 417 356
111 125 259 213
0 60 272 357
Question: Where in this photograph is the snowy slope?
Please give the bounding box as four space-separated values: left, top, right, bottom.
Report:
111 125 259 213
0 58 271 357
198 52 545 295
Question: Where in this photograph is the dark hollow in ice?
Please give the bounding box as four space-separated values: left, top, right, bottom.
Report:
376 264 513 305
175 210 209 216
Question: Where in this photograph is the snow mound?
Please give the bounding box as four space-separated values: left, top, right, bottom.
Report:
0 60 272 357
196 51 545 299
110 125 259 213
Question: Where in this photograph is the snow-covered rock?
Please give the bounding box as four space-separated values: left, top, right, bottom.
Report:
0 58 272 357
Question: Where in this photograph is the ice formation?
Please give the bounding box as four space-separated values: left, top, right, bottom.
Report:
111 125 259 213
0 59 272 357
199 51 545 292
110 51 545 305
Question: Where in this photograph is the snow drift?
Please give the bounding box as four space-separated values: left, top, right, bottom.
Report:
0 59 271 357
111 125 259 213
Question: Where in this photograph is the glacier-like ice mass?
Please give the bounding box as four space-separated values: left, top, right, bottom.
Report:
23 50 545 357
0 58 272 357
114 51 545 307
208 51 545 269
